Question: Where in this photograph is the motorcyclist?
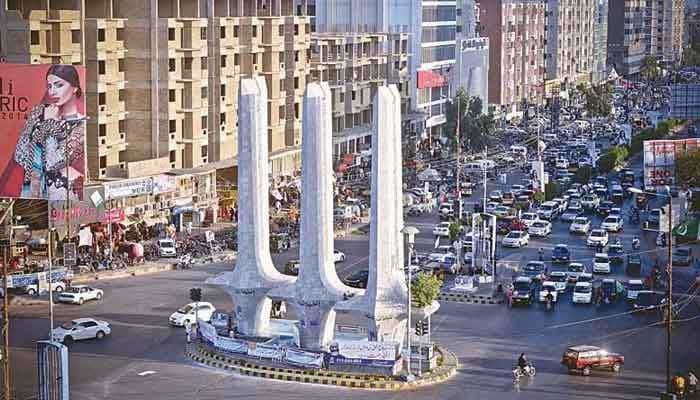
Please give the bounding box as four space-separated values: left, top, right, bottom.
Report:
545 291 554 310
518 353 528 371
632 236 640 250
538 248 544 262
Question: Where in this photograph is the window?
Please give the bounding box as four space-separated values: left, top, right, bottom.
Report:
234 54 240 66
279 105 285 119
98 92 106 106
98 29 105 42
220 26 226 39
294 77 299 89
98 61 105 75
168 28 175 41
279 25 284 36
294 103 299 119
201 87 208 100
221 55 227 68
169 150 176 163
30 30 39 45
201 116 208 130
98 124 106 137
169 89 176 102
253 54 258 64
201 145 208 158
220 84 226 97
220 113 226 124
201 56 208 70
168 58 176 72
252 26 258 38
169 120 176 133
118 58 125 72
99 156 107 169
71 30 80 44
352 90 356 101
294 24 299 35
294 51 299 62
118 120 125 133
234 26 239 37
183 57 192 70
116 28 124 41
200 27 207 40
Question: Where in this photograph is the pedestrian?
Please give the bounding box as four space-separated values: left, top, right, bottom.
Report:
688 371 698 396
506 285 513 308
674 373 686 397
185 321 192 344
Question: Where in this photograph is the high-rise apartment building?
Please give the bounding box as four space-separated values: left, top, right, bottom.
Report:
645 0 685 65
0 0 310 180
545 0 596 89
592 0 609 84
608 0 646 76
313 0 457 140
310 32 410 158
477 0 546 114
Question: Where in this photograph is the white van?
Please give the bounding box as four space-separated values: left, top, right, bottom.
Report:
510 145 527 159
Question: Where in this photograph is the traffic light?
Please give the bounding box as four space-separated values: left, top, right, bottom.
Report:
415 320 428 336
189 288 202 302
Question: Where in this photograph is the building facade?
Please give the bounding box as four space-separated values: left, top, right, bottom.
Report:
592 0 609 84
686 9 700 47
477 0 546 114
310 32 410 158
608 0 647 77
645 0 685 65
0 0 311 181
545 0 596 89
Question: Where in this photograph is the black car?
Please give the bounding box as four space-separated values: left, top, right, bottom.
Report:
344 269 369 289
551 245 570 263
597 201 614 216
284 259 300 276
608 244 625 264
511 277 535 305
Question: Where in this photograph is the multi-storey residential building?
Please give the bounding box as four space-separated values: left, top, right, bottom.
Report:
310 32 410 158
686 9 700 47
645 0 685 65
592 0 609 84
545 0 596 91
313 0 457 141
478 0 546 115
0 0 310 181
608 0 646 76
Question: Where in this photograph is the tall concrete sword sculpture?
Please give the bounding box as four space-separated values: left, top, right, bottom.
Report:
269 82 360 351
206 77 293 337
336 85 408 346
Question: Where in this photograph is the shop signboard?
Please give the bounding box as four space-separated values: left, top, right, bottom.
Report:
153 174 176 194
104 177 154 200
643 138 700 189
0 63 87 200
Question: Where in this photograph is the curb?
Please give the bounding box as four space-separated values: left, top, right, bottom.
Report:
185 344 457 390
438 291 503 305
72 263 176 283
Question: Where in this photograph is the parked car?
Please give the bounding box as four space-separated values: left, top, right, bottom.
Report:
432 222 451 237
567 263 587 283
569 217 591 234
601 215 624 232
587 229 609 247
626 279 646 301
511 276 535 305
502 231 530 248
344 269 369 289
672 247 693 266
593 253 611 274
561 345 624 376
528 221 552 237
24 280 66 296
169 302 216 327
551 244 571 263
539 282 559 302
548 271 569 292
57 285 104 305
51 318 111 344
572 282 593 304
158 238 177 258
522 261 547 281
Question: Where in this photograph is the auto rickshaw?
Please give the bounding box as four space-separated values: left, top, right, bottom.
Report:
270 233 290 253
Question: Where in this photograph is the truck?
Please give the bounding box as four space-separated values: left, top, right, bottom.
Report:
3 267 73 290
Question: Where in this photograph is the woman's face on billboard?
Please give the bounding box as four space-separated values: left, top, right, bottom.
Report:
46 74 77 107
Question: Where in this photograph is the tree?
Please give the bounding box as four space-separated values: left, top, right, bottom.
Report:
675 150 700 187
445 89 495 154
598 146 629 173
448 221 462 242
574 166 593 185
411 273 442 308
545 182 560 201
641 56 660 82
580 83 613 117
533 191 545 205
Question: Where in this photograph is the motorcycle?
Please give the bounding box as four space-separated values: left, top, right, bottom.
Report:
176 254 194 270
632 238 640 251
545 298 553 312
513 363 536 382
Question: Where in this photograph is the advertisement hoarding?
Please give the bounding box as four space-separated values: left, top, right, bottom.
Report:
104 177 154 200
643 138 700 189
0 63 86 200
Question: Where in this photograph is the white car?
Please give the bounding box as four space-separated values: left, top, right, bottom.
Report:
626 279 646 301
528 220 552 237
601 215 624 232
494 206 512 218
572 282 593 304
57 285 104 305
570 217 591 234
560 206 583 222
485 202 500 214
581 194 600 209
333 249 346 263
539 282 559 302
587 229 609 247
567 263 587 282
537 202 558 220
502 231 529 248
169 302 216 327
520 212 539 228
25 280 66 296
489 190 503 202
548 271 569 292
432 222 451 237
158 238 177 258
593 253 611 274
51 318 111 344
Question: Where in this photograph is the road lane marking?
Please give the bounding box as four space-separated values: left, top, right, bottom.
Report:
137 370 157 376
336 256 370 277
107 320 171 331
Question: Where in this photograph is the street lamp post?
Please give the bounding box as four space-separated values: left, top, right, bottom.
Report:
629 187 673 393
401 226 419 381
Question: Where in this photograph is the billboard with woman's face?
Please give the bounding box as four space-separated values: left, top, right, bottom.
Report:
0 63 86 200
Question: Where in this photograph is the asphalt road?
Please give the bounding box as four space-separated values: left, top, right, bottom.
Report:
9 157 700 400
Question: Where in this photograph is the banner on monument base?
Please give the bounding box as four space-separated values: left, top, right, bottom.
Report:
332 340 398 361
284 348 324 368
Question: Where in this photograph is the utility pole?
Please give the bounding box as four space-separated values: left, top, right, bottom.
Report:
482 147 487 213
0 200 15 400
665 195 673 394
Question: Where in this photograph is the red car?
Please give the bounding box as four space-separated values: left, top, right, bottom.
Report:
561 345 624 376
